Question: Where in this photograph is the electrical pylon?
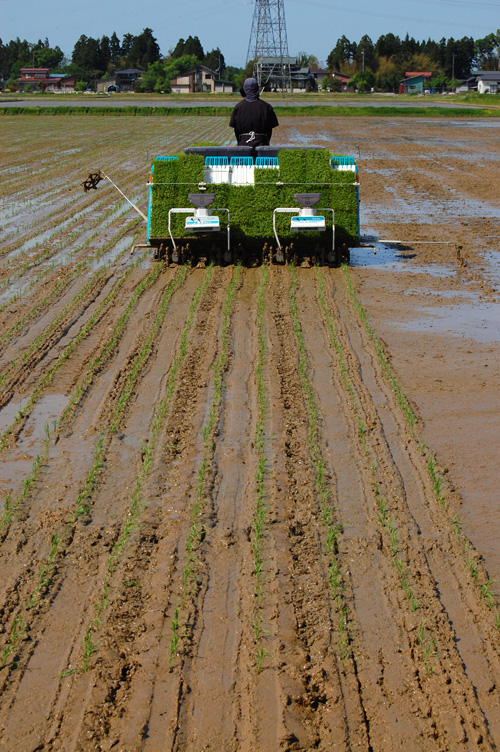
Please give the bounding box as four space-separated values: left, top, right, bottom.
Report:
246 0 292 93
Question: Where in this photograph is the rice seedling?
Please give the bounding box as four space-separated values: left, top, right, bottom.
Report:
256 647 269 673
1 451 45 531
248 268 272 671
480 580 496 610
315 270 427 632
28 532 61 608
59 262 165 426
169 607 181 669
423 639 437 676
315 268 358 407
427 453 446 509
341 264 417 429
0 261 141 449
82 626 99 672
0 614 26 670
338 608 351 666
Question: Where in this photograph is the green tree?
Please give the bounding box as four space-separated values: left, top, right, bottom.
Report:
203 48 225 75
349 69 375 92
236 59 255 91
327 35 356 71
474 32 500 70
375 33 401 60
374 56 401 92
135 53 198 93
355 35 376 72
172 38 185 58
430 72 450 92
125 28 160 69
72 35 102 79
34 45 64 69
109 32 121 65
183 35 204 60
224 65 243 86
121 33 134 57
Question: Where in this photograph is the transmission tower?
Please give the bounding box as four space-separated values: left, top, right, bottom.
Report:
246 0 292 93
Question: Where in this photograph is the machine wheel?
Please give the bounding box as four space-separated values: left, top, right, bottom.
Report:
339 244 350 265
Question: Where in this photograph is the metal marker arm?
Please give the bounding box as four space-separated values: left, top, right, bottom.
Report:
273 208 299 250
100 171 148 222
168 208 194 250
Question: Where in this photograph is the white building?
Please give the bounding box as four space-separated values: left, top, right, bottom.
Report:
476 72 500 94
170 65 234 94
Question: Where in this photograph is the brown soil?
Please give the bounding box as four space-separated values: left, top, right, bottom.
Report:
0 115 499 750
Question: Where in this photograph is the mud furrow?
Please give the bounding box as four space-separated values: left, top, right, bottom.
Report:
264 266 367 750
0 269 209 750
326 269 500 746
170 269 260 752
306 268 494 748
0 268 185 609
47 267 233 750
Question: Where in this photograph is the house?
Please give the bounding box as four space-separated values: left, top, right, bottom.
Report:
332 71 353 92
405 71 432 80
310 69 329 88
17 68 76 92
456 76 478 93
476 71 500 94
170 65 234 94
290 66 314 91
96 69 143 93
399 72 432 94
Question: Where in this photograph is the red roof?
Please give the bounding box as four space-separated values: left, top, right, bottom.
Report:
20 67 50 74
405 71 432 78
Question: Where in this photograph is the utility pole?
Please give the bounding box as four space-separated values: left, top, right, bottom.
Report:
246 0 292 94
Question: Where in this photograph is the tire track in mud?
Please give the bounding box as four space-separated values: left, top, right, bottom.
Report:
167 268 258 752
262 266 367 751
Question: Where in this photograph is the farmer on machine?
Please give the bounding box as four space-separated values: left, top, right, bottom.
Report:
229 78 279 148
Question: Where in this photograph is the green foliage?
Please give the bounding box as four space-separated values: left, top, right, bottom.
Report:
125 28 161 70
171 35 204 61
135 54 199 93
148 149 359 249
203 48 225 76
350 70 375 92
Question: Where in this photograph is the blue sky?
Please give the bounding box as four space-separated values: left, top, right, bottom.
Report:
1 0 498 67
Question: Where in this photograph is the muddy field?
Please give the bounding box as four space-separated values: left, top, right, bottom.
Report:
0 114 499 751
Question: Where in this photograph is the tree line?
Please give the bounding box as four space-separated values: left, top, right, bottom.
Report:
1 28 499 93
0 30 235 91
324 31 500 92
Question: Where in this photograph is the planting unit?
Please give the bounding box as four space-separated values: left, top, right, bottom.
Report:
146 146 360 266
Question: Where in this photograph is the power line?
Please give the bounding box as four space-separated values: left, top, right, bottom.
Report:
286 0 499 32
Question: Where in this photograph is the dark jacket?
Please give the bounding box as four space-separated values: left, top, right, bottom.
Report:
229 98 279 147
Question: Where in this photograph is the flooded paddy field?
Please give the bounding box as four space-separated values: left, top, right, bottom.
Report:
0 114 499 751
